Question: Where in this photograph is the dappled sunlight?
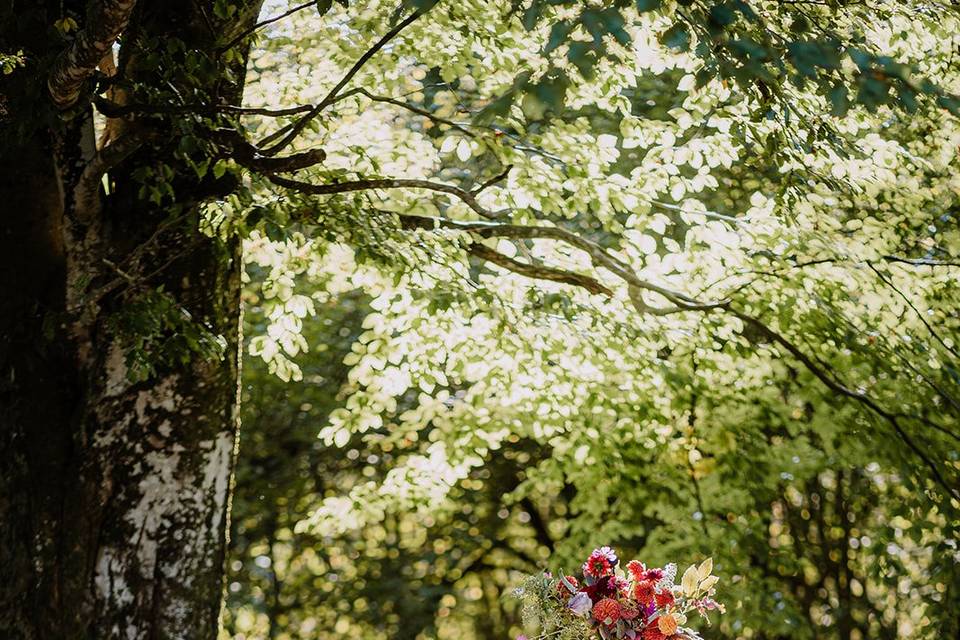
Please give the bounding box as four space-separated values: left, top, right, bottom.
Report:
220 2 960 639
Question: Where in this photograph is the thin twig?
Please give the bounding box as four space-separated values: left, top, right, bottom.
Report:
729 308 960 503
882 255 960 268
332 87 477 137
868 262 960 361
472 165 513 195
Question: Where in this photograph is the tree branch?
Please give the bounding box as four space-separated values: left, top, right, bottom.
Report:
258 9 427 155
211 129 327 173
217 0 315 54
94 96 316 118
267 174 497 219
263 170 960 501
74 128 152 220
467 243 612 296
267 172 708 304
48 0 138 109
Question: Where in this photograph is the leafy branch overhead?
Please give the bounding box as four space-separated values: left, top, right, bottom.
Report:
36 0 956 500
511 0 960 119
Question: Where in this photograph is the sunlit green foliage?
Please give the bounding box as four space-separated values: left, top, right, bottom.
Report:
218 0 960 638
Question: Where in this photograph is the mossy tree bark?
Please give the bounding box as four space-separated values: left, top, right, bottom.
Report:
0 1 262 637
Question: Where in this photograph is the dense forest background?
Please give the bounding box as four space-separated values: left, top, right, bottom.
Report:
2 0 958 639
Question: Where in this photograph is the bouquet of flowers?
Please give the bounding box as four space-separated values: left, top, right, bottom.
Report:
513 547 724 640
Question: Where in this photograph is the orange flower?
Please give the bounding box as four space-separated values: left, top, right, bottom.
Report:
626 559 646 580
592 598 622 626
657 613 678 635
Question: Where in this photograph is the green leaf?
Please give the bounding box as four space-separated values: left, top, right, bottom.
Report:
545 20 572 54
828 82 850 116
661 23 690 51
937 93 960 116
567 41 597 76
709 4 735 27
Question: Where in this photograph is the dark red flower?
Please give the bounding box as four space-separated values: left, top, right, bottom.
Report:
620 604 640 621
583 575 617 603
643 568 664 582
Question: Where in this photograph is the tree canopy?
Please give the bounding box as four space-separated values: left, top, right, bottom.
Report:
200 1 960 638
3 0 959 638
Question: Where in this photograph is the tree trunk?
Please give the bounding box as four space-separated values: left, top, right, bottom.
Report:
0 119 243 640
0 1 260 637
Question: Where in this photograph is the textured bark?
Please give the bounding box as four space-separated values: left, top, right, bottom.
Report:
47 0 138 109
0 1 261 637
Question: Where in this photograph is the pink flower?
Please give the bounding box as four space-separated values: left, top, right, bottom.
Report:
613 575 630 595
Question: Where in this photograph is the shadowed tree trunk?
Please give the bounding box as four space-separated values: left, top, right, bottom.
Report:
0 1 261 637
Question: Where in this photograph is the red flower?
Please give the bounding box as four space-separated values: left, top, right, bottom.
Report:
584 555 613 579
641 625 666 640
643 568 664 582
592 598 622 626
655 589 675 608
632 580 656 606
620 605 640 621
626 560 646 581
583 547 618 578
